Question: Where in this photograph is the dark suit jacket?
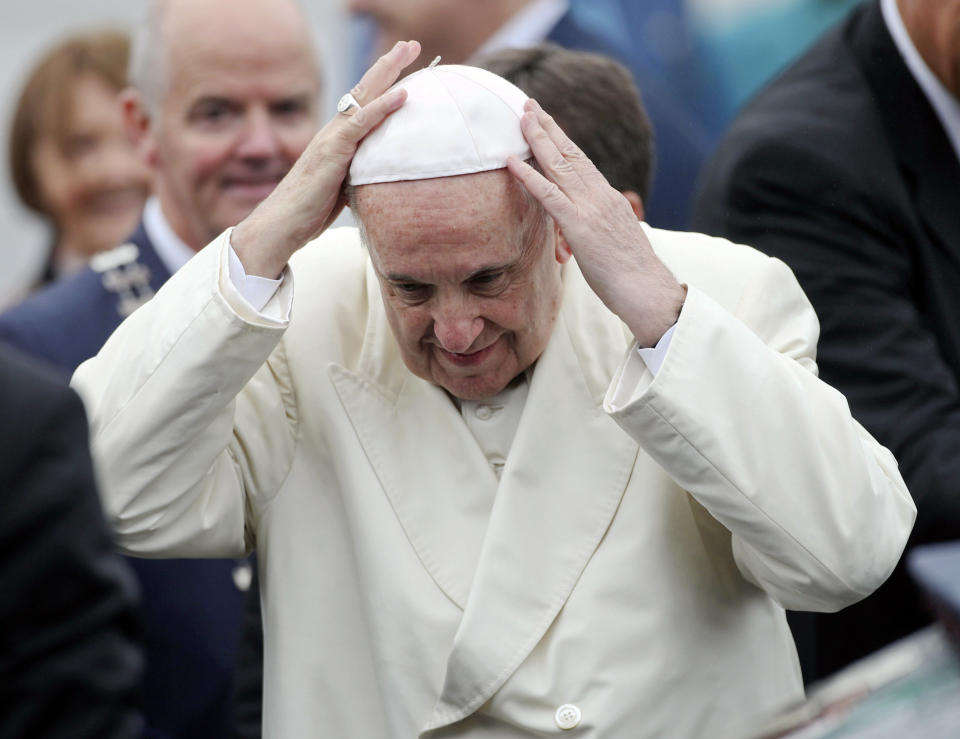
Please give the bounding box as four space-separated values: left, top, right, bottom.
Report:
0 224 171 374
547 8 712 230
0 344 143 738
0 224 250 738
692 0 960 680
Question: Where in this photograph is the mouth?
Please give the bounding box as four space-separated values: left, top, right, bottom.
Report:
87 186 148 216
221 175 284 201
434 339 500 368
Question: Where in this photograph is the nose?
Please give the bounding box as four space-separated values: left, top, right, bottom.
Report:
236 108 282 161
433 306 484 354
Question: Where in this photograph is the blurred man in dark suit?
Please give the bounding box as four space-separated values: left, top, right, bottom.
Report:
693 0 960 682
348 0 710 229
0 343 143 738
0 0 324 735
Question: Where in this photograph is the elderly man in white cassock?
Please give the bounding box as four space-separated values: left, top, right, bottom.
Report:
73 41 915 738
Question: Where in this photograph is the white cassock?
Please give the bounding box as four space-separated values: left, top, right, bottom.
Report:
73 223 915 738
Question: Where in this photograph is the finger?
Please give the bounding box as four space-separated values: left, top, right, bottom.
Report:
506 154 576 226
327 39 418 149
350 40 421 106
524 99 606 186
518 107 589 199
524 99 585 157
328 86 408 156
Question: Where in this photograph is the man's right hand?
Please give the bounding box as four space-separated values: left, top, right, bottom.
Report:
231 40 422 279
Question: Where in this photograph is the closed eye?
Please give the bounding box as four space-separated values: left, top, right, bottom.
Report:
390 281 431 303
468 270 507 294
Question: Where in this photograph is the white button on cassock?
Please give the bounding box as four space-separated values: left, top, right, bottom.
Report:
554 704 581 730
475 404 493 420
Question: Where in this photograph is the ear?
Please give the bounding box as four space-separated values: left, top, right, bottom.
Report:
553 219 572 264
120 88 159 168
622 190 644 221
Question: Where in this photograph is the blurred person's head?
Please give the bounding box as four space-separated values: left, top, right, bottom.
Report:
124 0 323 250
9 30 152 271
898 0 960 98
348 0 532 70
473 43 653 219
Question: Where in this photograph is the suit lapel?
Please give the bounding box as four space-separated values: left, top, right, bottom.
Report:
911 151 960 273
423 265 639 731
130 224 174 291
850 1 960 267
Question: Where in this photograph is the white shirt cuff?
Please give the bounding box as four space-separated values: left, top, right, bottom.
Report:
605 322 678 412
637 323 676 376
227 240 284 313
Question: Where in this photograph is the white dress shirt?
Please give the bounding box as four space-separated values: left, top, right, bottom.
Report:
143 197 198 276
881 0 960 164
474 0 569 57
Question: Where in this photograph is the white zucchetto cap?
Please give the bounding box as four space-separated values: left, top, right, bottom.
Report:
348 64 531 185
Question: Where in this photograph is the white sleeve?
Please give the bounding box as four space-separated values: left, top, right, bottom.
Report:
608 324 676 408
603 261 915 613
72 229 296 558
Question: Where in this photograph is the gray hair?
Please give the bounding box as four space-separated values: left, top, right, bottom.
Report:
127 0 321 119
127 1 167 116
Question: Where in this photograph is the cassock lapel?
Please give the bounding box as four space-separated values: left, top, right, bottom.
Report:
423 265 640 732
329 268 499 610
330 260 640 730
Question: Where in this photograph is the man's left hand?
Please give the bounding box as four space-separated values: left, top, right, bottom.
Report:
507 99 685 347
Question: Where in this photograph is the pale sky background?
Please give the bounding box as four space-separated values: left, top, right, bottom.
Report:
0 0 351 308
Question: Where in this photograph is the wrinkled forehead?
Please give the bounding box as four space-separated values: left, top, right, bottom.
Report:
350 169 550 279
352 169 527 241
